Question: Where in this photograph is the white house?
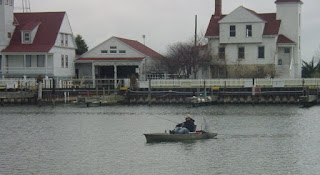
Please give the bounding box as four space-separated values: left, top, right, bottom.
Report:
75 36 163 83
0 0 76 79
205 0 302 78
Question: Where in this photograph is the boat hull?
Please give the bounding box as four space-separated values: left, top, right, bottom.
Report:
144 132 217 143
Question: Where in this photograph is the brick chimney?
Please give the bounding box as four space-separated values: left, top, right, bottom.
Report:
214 0 222 17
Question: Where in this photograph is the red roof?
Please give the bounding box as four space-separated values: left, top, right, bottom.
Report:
277 34 295 44
76 57 145 61
2 12 65 53
259 13 281 35
116 37 163 59
205 11 281 37
20 21 41 31
275 0 302 3
205 15 225 37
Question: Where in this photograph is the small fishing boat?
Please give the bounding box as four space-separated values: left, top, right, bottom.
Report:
144 131 217 143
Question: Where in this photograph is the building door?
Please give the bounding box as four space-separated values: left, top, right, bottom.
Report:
117 66 138 78
97 66 114 78
75 69 79 79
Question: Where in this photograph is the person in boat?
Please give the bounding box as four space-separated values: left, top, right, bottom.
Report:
173 115 195 134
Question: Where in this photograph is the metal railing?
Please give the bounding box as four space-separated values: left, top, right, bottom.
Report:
2 67 54 75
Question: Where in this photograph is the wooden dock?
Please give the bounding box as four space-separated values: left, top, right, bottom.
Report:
126 86 320 105
73 94 125 107
0 91 36 105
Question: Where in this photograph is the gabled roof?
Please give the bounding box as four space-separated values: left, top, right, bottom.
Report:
2 12 65 53
76 36 163 62
116 37 163 59
205 9 281 37
277 34 295 44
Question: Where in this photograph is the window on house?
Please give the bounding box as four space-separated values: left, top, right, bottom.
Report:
5 0 8 5
9 0 12 6
219 47 225 59
61 55 64 68
110 50 117 54
65 55 68 68
23 32 31 43
110 46 117 49
238 47 245 59
284 48 290 54
0 0 2 5
7 32 11 38
65 34 68 46
246 25 252 37
230 25 236 37
278 59 282 65
26 55 32 67
119 50 126 54
258 46 265 58
101 50 108 54
37 55 45 67
61 33 64 46
0 55 2 70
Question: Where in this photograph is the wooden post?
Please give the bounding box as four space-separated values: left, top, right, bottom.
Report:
148 79 152 105
38 82 43 106
64 92 67 103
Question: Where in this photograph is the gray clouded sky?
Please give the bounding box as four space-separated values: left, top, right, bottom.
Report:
14 0 320 62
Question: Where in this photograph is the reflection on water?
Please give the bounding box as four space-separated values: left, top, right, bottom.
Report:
1 104 320 174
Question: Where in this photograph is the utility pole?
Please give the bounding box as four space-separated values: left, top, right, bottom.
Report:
195 15 197 47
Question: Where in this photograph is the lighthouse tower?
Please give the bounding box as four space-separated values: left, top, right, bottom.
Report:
0 0 15 51
276 0 303 78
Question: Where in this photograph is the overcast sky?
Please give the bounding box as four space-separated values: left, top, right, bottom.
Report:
14 0 320 62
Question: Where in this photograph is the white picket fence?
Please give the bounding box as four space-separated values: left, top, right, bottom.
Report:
139 79 320 88
1 78 320 89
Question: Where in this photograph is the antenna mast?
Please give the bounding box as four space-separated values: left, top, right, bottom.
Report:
21 0 31 13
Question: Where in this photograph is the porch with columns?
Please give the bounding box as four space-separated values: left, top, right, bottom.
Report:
276 44 296 78
91 62 141 89
0 53 53 77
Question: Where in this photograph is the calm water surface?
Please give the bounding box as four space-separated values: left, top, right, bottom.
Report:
0 104 320 175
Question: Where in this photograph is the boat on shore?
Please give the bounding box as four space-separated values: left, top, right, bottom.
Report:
144 131 217 143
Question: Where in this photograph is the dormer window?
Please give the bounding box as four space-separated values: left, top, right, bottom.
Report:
23 32 31 43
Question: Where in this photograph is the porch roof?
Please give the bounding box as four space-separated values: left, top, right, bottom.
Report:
75 57 145 62
277 34 295 44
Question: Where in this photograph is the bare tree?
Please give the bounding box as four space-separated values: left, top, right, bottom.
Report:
164 40 209 79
